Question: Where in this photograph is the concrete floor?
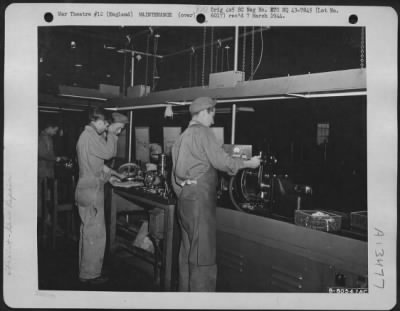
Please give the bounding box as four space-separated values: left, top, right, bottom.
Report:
38 231 159 292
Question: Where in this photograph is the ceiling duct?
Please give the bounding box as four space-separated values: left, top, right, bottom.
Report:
106 68 366 110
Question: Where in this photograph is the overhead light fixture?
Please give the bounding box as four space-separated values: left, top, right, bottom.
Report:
58 94 108 101
104 44 116 50
172 107 255 116
217 107 255 113
39 109 61 114
74 64 83 68
106 74 111 78
164 104 173 118
45 73 52 77
39 57 44 63
103 89 366 112
106 102 255 112
216 96 293 103
105 104 167 111
168 97 292 105
287 90 366 98
166 101 191 106
61 107 85 112
39 106 85 112
70 41 76 49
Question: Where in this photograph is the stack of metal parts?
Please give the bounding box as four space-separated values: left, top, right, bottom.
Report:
117 155 173 202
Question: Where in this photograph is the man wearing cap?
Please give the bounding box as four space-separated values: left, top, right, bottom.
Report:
110 112 129 135
75 107 127 285
171 97 261 291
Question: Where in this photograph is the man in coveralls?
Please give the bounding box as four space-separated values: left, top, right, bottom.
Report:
171 97 261 291
75 107 126 285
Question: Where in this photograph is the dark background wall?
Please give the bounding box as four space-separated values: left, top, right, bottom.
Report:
39 26 364 94
41 95 367 214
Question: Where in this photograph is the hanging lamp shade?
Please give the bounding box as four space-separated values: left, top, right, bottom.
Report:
164 104 173 118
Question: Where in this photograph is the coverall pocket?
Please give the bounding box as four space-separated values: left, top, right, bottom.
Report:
78 205 98 225
75 179 99 208
179 185 198 201
76 187 97 207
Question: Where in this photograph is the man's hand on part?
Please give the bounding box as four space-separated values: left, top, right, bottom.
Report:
244 156 261 169
111 170 127 181
56 156 68 162
117 172 128 180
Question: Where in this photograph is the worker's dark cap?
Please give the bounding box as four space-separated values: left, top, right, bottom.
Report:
189 97 217 115
112 112 129 124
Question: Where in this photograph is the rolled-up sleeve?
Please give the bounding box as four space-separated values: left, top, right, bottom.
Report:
201 128 245 175
102 165 113 182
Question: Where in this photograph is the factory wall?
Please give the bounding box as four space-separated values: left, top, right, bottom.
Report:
130 96 367 213
40 95 367 214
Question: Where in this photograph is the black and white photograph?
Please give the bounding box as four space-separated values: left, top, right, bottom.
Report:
3 3 397 310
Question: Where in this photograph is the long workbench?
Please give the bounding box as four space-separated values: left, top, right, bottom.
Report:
216 207 368 292
107 186 368 292
107 187 179 291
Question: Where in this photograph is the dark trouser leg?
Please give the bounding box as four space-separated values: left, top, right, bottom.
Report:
190 264 217 292
177 197 196 292
177 197 217 292
178 225 190 291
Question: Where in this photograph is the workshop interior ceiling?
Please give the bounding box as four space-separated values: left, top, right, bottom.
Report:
38 26 366 108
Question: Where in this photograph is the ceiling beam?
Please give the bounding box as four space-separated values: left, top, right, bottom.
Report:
106 68 366 109
40 68 366 110
39 93 106 109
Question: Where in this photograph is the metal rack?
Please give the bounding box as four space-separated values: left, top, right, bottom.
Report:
107 187 179 291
